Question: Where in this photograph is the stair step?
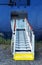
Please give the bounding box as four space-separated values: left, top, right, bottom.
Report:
15 47 31 50
15 45 30 47
15 43 29 45
15 50 31 52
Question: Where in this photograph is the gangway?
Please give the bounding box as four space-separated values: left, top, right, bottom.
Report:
11 11 35 60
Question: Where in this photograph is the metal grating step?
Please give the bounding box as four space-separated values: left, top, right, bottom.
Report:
15 47 31 51
16 29 25 31
15 50 31 52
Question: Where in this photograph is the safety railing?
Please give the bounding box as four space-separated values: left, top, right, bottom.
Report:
11 19 16 55
24 18 35 53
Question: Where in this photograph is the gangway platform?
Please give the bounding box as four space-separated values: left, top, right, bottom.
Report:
11 11 35 60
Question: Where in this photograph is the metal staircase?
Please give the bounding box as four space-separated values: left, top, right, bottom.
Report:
11 18 35 60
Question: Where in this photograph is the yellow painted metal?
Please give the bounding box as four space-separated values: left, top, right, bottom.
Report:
13 53 34 60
